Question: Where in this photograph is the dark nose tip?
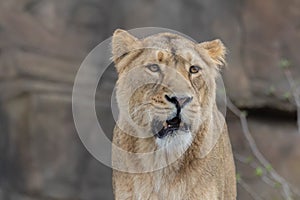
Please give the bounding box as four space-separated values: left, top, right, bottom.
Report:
165 95 193 108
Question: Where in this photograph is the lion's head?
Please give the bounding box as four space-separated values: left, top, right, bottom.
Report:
112 29 226 153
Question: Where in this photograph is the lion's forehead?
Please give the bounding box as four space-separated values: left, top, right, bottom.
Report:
142 33 199 58
139 46 203 68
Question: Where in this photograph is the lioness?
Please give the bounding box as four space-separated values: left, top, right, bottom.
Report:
111 29 236 200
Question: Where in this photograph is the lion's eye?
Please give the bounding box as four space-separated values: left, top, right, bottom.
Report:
189 65 202 74
146 64 160 72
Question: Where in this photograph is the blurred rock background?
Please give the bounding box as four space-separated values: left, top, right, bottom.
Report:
0 0 299 199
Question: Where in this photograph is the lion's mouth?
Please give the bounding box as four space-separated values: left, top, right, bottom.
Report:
153 116 190 139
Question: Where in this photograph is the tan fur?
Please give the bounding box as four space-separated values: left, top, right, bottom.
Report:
111 29 236 200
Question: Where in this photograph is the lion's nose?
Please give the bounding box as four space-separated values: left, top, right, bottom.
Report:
165 95 193 108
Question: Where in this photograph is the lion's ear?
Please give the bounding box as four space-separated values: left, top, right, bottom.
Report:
112 29 140 64
198 39 226 67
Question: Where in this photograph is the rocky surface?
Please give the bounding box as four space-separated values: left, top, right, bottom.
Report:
0 0 299 199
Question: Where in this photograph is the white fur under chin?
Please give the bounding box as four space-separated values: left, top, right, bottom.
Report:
155 131 193 156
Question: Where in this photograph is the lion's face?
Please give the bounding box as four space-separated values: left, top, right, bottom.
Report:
112 30 226 148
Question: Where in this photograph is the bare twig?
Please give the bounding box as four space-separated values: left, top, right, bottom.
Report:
235 154 283 197
283 68 300 135
239 179 264 200
227 98 295 200
281 62 300 197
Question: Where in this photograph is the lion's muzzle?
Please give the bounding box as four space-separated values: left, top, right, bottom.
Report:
152 95 192 138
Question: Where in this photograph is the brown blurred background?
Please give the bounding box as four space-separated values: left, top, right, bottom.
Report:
0 0 300 199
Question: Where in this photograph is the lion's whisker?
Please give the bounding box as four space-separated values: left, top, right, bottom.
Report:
130 102 152 116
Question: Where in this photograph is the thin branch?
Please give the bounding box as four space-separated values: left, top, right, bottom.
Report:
283 68 300 135
235 154 259 168
235 154 288 198
282 65 300 197
227 98 294 200
239 179 264 200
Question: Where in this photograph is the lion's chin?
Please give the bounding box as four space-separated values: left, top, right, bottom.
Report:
154 129 193 156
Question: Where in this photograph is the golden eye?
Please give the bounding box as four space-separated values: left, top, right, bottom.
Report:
146 64 160 72
189 65 202 74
